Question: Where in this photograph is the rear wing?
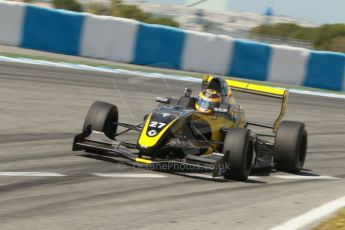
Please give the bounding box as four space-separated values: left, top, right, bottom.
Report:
202 75 288 133
226 79 288 133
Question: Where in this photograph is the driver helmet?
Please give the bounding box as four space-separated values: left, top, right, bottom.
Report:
195 89 221 113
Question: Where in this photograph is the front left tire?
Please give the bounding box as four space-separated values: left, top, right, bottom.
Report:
223 128 254 181
83 101 118 140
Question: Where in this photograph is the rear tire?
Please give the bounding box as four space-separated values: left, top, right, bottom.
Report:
223 129 254 181
83 101 118 140
274 121 307 173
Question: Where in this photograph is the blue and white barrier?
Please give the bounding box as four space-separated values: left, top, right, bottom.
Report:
0 1 344 91
0 1 25 47
81 14 139 63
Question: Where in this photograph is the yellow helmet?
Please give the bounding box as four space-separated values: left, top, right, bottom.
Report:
195 89 221 113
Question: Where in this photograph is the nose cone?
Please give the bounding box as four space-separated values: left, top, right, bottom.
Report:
138 112 178 149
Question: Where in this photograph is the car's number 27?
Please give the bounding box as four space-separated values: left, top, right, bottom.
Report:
149 121 166 129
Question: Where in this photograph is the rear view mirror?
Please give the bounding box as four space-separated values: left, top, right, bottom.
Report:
156 97 170 104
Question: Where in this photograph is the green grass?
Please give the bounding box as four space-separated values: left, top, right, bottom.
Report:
1 52 344 95
314 208 345 230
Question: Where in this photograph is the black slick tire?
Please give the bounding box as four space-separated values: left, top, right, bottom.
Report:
223 128 254 181
274 121 307 173
83 101 118 140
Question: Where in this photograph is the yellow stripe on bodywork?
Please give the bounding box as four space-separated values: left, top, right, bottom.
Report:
135 158 152 164
138 113 178 148
226 79 286 97
203 75 286 97
226 79 248 89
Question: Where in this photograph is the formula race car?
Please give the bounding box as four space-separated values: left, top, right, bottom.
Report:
73 75 307 181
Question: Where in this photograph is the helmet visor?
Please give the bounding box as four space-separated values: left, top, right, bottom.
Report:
197 98 219 111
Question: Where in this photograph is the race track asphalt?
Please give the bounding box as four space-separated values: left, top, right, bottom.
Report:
0 61 344 230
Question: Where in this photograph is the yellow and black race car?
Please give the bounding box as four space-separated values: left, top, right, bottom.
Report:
73 75 308 181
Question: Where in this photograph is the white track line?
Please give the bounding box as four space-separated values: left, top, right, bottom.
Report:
92 173 166 178
1 55 345 99
270 195 345 230
0 171 338 180
274 175 339 180
0 172 66 177
248 176 261 179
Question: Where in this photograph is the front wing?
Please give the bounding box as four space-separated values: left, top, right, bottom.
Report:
73 131 228 177
73 130 275 178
